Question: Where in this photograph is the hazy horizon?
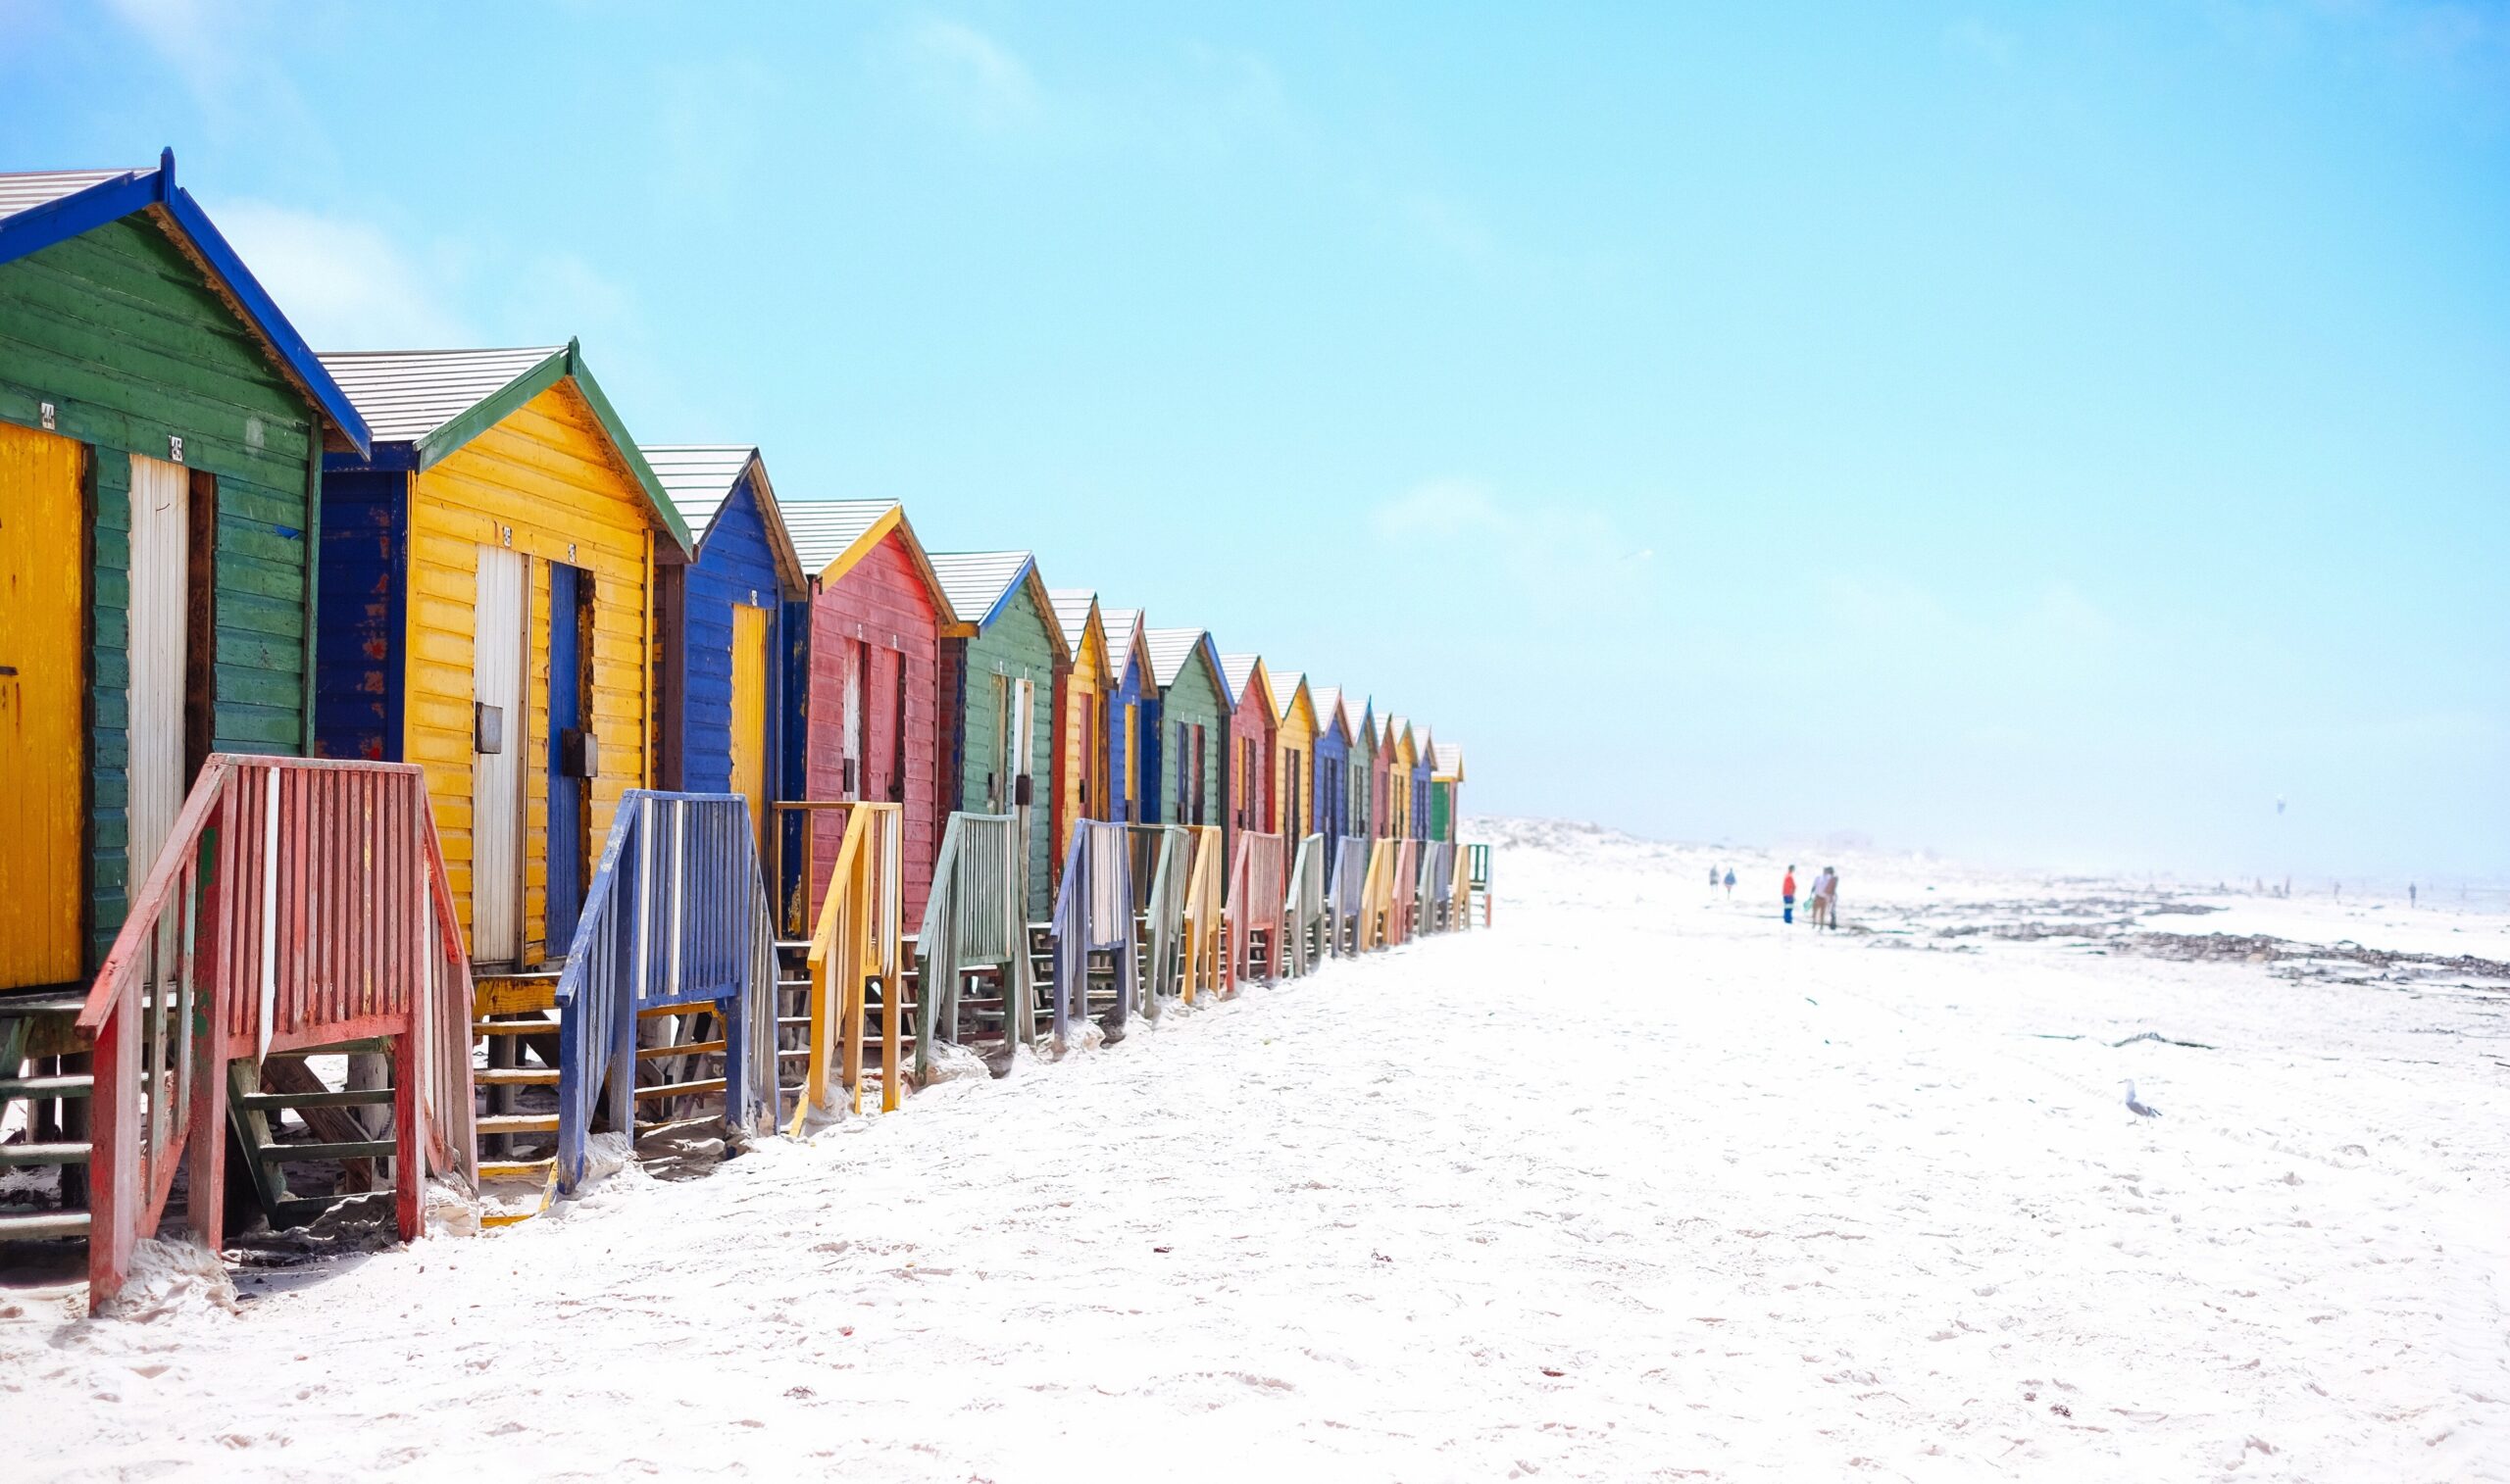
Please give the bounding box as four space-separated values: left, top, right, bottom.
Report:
6 1 2500 882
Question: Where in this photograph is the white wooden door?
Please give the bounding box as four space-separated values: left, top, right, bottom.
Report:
841 640 864 799
126 454 187 897
472 546 527 965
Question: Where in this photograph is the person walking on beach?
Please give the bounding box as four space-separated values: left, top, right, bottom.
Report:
1782 866 1797 925
1723 867 1735 898
1820 867 1841 929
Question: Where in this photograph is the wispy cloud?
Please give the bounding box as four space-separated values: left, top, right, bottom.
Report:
1373 477 1656 627
216 201 473 349
901 18 1039 130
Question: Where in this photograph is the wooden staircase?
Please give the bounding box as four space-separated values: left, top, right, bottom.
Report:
0 992 94 1253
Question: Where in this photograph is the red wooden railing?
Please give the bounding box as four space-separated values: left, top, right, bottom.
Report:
1227 830 1286 985
74 756 474 1311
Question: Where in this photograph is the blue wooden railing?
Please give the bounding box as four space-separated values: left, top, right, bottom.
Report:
553 791 779 1192
1050 820 1137 1040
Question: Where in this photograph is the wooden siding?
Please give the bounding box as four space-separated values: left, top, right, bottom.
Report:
1147 656 1226 831
943 580 1059 920
1275 688 1316 841
671 468 784 801
805 528 943 924
0 422 87 985
1052 613 1106 884
1228 675 1274 850
311 469 407 761
401 381 654 965
0 213 321 968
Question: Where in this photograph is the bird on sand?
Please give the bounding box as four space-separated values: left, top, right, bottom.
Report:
2123 1080 2162 1118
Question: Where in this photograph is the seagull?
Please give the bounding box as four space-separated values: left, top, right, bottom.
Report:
2123 1080 2162 1118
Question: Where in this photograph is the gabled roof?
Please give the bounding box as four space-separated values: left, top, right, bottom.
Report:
1352 698 1377 749
1272 670 1318 733
0 152 372 455
1219 654 1274 720
1101 608 1149 685
1432 742 1466 781
778 499 962 626
1310 685 1347 743
1046 589 1107 669
640 443 807 594
928 550 1069 658
321 339 690 555
1411 722 1435 770
1145 626 1224 694
1387 716 1416 764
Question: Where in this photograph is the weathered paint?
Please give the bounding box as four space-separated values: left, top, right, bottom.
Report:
937 564 1063 922
1310 686 1351 854
1100 610 1152 825
0 420 86 985
648 452 793 827
728 603 770 846
1219 654 1274 870
1047 591 1109 889
1410 724 1435 841
1142 630 1227 832
803 519 948 925
1386 718 1419 841
321 378 663 966
1271 671 1317 842
0 208 332 974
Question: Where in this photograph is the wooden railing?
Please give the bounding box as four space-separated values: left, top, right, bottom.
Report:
1050 821 1137 1040
1282 833 1327 977
74 756 472 1311
1359 838 1400 952
1227 830 1286 985
1387 838 1421 946
1329 837 1372 958
1129 824 1191 1015
791 803 902 1125
1180 824 1230 1003
914 813 1031 1076
552 792 779 1193
1467 842 1493 926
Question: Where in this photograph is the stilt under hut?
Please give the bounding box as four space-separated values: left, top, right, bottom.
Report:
0 157 472 1300
778 500 957 928
1431 741 1466 843
1219 655 1283 983
929 551 1067 926
1143 627 1230 999
315 341 718 1213
1101 607 1153 824
1046 589 1111 892
642 445 807 831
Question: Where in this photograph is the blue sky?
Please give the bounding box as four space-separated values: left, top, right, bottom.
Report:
5 1 2503 881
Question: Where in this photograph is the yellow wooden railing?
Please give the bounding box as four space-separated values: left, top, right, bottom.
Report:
790 803 904 1127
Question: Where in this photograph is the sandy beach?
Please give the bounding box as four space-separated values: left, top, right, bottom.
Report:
6 818 2505 1482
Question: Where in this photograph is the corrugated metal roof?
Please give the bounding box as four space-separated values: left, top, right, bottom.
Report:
1047 589 1098 662
781 499 901 575
638 444 754 540
1272 670 1306 723
0 169 131 221
926 551 1031 629
1386 715 1411 748
1219 653 1264 710
1310 685 1342 734
318 346 562 443
1145 627 1210 689
1101 608 1144 674
1432 742 1465 777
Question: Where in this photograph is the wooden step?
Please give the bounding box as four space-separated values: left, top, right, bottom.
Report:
0 1141 90 1166
475 1066 559 1087
0 1209 91 1240
474 1018 555 1037
236 1086 395 1113
638 1039 725 1060
259 1138 393 1162
476 1113 559 1136
631 1076 727 1102
0 1073 92 1100
479 1158 554 1181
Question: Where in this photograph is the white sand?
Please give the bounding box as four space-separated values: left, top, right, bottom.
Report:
6 819 2506 1481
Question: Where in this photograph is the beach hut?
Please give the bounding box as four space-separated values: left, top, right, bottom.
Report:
1272 670 1318 840
929 552 1068 923
779 501 957 928
1309 685 1350 853
1219 654 1276 852
1352 700 1381 840
643 446 807 846
0 155 372 990
1142 627 1228 829
1431 742 1466 842
1047 589 1111 889
1410 723 1437 842
1100 608 1153 824
314 341 688 970
1386 717 1418 840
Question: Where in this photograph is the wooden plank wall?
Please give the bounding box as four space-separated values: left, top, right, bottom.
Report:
1229 677 1273 865
675 469 782 798
1152 657 1226 832
806 529 942 924
946 582 1058 921
0 214 321 967
1051 615 1103 889
404 382 654 965
1275 694 1314 841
